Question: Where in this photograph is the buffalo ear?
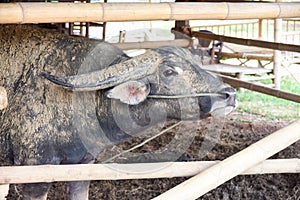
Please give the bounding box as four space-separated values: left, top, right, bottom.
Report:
106 81 150 105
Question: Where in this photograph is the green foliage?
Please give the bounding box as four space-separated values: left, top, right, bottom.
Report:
236 76 300 120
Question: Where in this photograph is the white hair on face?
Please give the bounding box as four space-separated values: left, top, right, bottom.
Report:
174 67 183 75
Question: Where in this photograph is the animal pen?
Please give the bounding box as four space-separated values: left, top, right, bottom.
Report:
0 1 300 199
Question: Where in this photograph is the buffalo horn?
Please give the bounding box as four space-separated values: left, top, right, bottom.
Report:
42 50 162 91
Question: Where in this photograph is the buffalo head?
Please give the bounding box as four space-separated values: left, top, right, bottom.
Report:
43 46 236 123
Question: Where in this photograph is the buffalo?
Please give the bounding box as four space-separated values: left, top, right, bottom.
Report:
0 25 236 199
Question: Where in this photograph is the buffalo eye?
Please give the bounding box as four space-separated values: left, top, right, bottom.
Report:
163 69 178 77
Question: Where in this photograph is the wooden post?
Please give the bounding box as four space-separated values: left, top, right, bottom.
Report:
174 19 190 39
258 0 263 39
153 120 300 200
118 30 126 43
273 0 283 89
258 19 263 39
0 87 8 110
0 184 9 200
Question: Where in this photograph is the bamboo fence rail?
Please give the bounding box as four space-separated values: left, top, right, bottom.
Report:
219 74 300 103
221 52 274 61
0 159 299 184
153 119 300 200
192 31 300 53
0 2 300 24
114 39 193 50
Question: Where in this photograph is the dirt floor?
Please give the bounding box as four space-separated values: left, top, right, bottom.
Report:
7 111 300 200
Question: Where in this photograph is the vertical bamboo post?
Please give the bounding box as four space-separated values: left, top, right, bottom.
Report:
273 0 283 89
258 0 263 39
118 30 126 43
0 184 9 199
252 22 255 38
266 20 270 38
174 20 189 39
86 22 90 38
69 23 74 36
246 23 249 38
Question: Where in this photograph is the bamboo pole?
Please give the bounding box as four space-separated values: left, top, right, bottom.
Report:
0 87 8 110
258 0 264 39
221 52 274 61
218 75 300 103
274 0 283 89
0 159 299 184
0 2 300 24
118 30 126 43
153 120 300 200
192 31 300 53
114 39 192 50
0 184 9 200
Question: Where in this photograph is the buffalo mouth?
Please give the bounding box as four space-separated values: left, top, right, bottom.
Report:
197 87 236 117
147 87 236 119
210 105 235 117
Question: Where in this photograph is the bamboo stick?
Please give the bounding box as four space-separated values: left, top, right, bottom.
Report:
114 39 192 50
218 74 300 103
191 20 259 29
0 2 300 24
192 31 300 53
221 52 274 61
0 184 9 200
0 87 8 110
153 120 300 200
274 1 283 89
0 159 299 184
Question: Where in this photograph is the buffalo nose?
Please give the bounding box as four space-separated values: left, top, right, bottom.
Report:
219 87 236 107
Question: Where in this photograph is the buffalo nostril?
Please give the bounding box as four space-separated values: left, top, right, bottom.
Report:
219 87 236 106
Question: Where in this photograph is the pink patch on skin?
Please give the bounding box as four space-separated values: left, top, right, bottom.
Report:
106 81 149 105
127 86 138 97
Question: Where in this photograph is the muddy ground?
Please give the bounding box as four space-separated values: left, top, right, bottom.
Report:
7 112 299 199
